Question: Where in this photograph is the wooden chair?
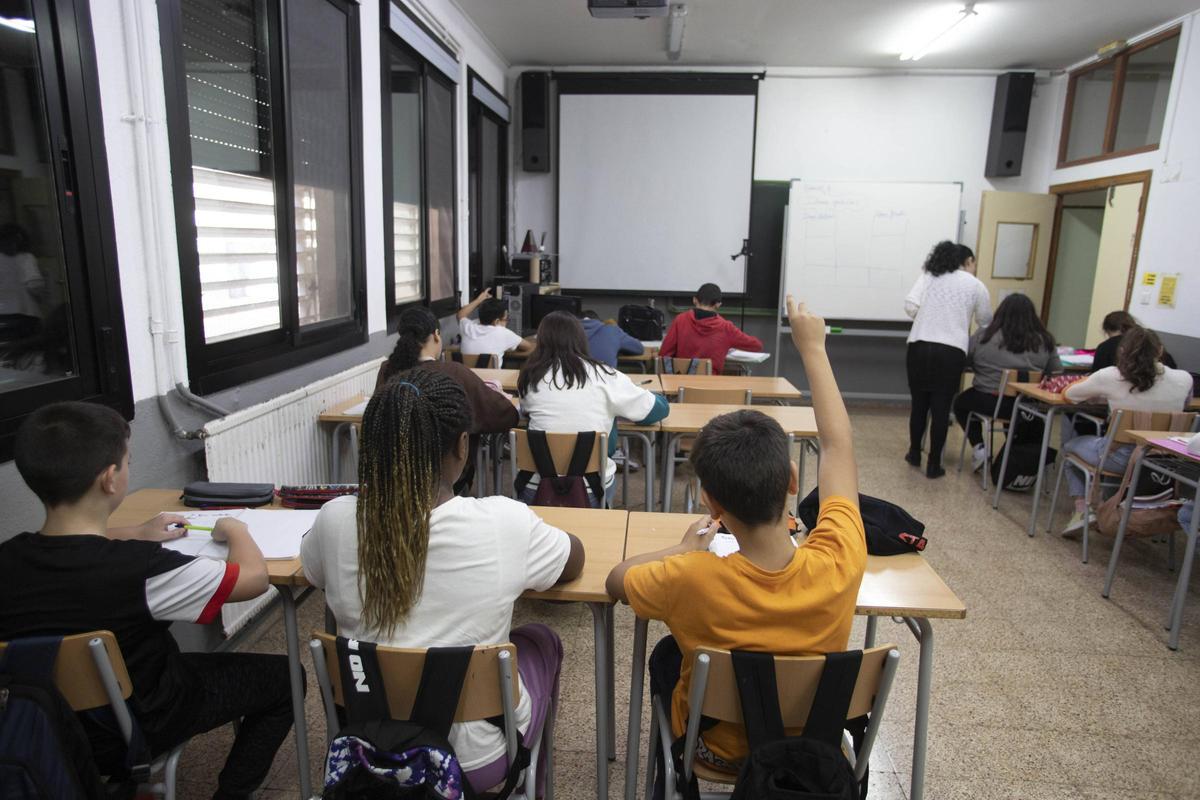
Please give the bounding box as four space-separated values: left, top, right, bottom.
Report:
656 357 713 376
648 645 900 800
448 350 498 369
670 387 753 513
1048 409 1197 563
309 633 553 800
0 631 190 799
509 429 609 508
956 368 1042 490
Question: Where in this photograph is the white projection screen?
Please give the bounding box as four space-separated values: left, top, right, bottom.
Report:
557 92 756 293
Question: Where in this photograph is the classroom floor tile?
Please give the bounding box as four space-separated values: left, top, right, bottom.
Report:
168 405 1200 799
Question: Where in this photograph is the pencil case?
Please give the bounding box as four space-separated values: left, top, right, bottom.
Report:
278 484 359 509
182 481 276 508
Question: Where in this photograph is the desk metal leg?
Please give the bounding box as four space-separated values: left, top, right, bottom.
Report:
1026 407 1058 537
607 605 616 760
662 434 679 513
1168 503 1199 650
622 431 657 512
276 586 312 800
992 396 1023 510
864 615 878 649
624 617 649 800
587 603 611 800
1103 455 1144 598
902 617 934 800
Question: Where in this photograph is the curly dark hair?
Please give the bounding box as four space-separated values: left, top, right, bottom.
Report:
922 240 962 276
1116 326 1162 393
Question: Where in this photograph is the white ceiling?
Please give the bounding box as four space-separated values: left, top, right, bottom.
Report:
451 0 1200 70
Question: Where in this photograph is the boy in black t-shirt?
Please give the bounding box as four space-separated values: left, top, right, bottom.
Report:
0 402 295 799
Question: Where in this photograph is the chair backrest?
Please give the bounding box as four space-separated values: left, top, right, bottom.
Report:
678 386 752 405
310 632 518 722
0 631 133 711
692 644 898 726
1110 409 1198 444
449 351 497 369
657 357 713 376
511 429 606 476
999 368 1044 398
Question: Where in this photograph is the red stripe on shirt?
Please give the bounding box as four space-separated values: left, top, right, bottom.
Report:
196 562 240 624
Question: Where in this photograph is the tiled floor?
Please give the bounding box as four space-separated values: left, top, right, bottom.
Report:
170 406 1200 799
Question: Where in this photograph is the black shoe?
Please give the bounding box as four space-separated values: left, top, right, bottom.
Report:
904 450 922 467
926 463 946 479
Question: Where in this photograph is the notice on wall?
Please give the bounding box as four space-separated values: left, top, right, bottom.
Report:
1157 274 1178 308
1142 272 1158 286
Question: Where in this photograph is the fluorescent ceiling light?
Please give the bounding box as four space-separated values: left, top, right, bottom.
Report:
900 2 977 61
0 15 35 33
667 3 687 61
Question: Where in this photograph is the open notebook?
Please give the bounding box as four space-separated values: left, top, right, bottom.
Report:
161 508 319 560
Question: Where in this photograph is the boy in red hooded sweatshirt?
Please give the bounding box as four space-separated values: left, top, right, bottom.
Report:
659 283 762 373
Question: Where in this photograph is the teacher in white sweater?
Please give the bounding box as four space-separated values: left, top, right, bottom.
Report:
904 242 993 478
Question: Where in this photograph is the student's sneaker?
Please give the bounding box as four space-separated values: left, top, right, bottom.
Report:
1061 510 1095 540
971 444 987 473
611 447 641 472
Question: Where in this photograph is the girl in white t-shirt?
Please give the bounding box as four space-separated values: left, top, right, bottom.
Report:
301 369 584 794
1058 326 1194 536
518 311 670 506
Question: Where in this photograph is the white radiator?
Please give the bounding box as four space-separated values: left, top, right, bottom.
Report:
201 357 382 635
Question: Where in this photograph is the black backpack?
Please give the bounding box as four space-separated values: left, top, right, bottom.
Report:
322 638 529 800
992 443 1057 492
513 430 604 508
618 305 664 342
0 637 109 800
660 357 703 375
796 489 928 555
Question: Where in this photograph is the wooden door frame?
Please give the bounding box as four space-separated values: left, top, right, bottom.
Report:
1041 169 1153 321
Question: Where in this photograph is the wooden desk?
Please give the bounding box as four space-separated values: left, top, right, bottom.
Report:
659 374 802 402
621 512 965 800
471 367 520 392
658 405 818 512
1104 433 1200 650
110 489 313 798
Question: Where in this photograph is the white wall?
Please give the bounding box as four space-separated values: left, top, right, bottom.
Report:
1047 12 1200 339
85 0 508 403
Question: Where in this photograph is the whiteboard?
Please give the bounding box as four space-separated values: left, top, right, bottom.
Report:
558 93 755 293
782 181 961 321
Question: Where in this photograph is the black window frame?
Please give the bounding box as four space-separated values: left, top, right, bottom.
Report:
381 2 460 327
467 69 508 299
0 0 133 462
159 0 368 395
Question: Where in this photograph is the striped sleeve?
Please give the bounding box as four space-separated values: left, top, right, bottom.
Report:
145 558 240 624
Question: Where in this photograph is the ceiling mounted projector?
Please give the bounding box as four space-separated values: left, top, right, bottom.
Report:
588 0 669 19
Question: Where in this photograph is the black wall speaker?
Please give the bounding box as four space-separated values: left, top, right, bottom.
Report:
985 72 1035 177
521 71 550 172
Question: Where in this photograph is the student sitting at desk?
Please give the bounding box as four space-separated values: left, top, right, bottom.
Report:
518 311 669 507
0 402 290 799
1090 310 1177 372
302 371 584 796
456 288 535 366
1059 326 1193 536
954 293 1061 472
378 306 519 492
579 309 644 367
605 296 865 794
659 282 762 374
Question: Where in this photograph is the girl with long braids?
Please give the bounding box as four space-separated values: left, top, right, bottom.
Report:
1058 326 1193 536
376 306 519 492
302 369 584 794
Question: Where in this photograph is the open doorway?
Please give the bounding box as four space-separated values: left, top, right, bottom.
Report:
1042 171 1151 348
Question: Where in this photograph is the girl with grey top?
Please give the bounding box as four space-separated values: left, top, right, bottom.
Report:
953 293 1061 472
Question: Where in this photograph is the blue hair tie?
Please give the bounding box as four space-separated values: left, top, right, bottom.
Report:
396 381 421 395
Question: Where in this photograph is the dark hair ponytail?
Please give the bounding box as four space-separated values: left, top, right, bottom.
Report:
387 307 439 373
357 368 471 634
1116 326 1162 393
923 240 962 276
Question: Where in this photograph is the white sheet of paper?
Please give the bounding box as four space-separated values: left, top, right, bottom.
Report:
161 508 317 560
726 349 770 364
343 399 370 417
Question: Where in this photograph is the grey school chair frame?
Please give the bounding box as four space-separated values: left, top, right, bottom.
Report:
309 634 555 800
0 632 190 800
956 369 1042 490
647 645 901 800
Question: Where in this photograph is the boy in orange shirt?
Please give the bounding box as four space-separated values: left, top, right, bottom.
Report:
606 296 866 792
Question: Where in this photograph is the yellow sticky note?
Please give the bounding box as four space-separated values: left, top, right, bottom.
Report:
1158 275 1177 308
1142 272 1158 286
